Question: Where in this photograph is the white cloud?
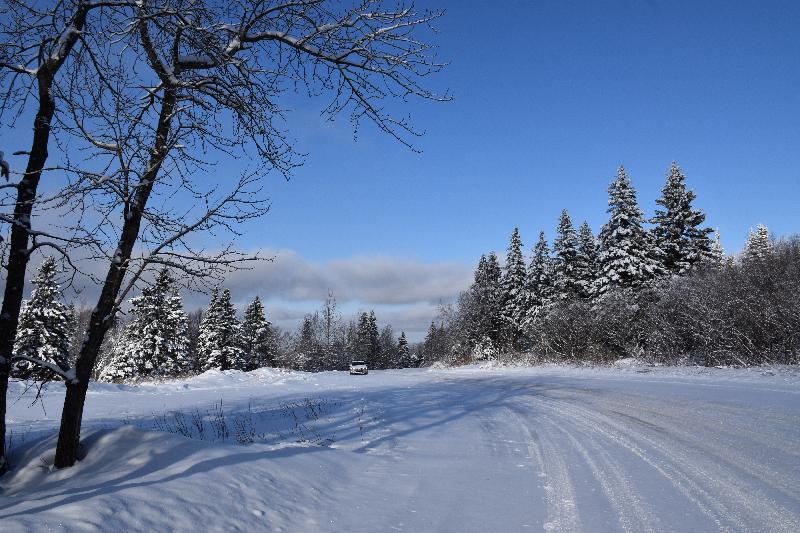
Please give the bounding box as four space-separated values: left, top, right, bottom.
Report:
212 250 471 341
218 249 472 306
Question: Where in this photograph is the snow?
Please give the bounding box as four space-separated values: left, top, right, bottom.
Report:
2 364 800 531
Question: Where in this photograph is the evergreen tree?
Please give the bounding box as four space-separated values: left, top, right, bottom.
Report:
595 166 663 296
13 257 73 379
651 162 713 274
501 228 527 348
575 221 598 298
356 311 380 364
526 232 555 315
708 230 725 267
397 332 411 368
467 252 504 349
483 251 504 343
367 311 379 362
100 269 190 381
553 210 581 300
238 296 276 370
742 224 773 265
378 324 396 369
421 322 448 364
198 288 243 371
465 254 488 346
294 315 317 370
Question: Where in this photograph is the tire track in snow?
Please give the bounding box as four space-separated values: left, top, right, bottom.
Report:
539 409 659 533
535 392 800 532
497 405 582 532
534 394 738 530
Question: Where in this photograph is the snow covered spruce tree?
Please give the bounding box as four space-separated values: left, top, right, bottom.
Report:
355 311 380 364
421 322 448 364
501 228 527 349
464 255 487 347
293 316 317 371
397 332 412 368
467 252 504 355
377 325 397 369
709 231 725 268
552 210 582 300
742 224 773 266
575 221 598 298
526 232 555 321
52 0 448 468
651 162 713 274
238 296 276 371
594 166 664 296
198 289 243 372
100 269 190 382
12 258 74 380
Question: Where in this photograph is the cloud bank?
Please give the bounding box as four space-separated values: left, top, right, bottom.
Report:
41 249 472 342
219 249 472 306
214 250 472 341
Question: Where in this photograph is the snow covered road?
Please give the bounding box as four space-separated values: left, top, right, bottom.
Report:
2 365 800 532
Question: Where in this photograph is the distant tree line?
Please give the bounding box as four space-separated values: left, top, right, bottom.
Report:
428 163 800 367
10 267 421 383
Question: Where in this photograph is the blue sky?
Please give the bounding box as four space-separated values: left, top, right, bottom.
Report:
220 0 800 337
249 0 800 259
3 0 799 339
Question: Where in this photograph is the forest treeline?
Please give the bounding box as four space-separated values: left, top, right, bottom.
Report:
11 163 799 382
424 163 800 367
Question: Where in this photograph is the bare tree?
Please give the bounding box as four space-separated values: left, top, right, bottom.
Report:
0 0 131 475
50 0 447 467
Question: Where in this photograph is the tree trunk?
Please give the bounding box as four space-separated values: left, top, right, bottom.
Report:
0 2 91 476
0 71 56 475
52 381 87 466
53 85 177 468
0 368 7 475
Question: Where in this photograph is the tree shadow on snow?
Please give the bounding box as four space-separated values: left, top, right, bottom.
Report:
0 373 599 519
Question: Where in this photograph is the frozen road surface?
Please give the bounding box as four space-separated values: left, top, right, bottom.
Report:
2 364 799 532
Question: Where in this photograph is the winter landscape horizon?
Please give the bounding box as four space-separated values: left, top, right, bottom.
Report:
1 1 800 531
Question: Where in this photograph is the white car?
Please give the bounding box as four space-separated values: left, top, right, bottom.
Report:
349 360 368 375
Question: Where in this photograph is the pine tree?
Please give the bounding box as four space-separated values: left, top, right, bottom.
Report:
397 332 411 368
198 288 243 371
378 325 396 369
527 232 555 315
356 311 380 364
467 252 504 348
465 254 488 346
501 228 527 349
651 162 713 274
422 321 448 363
367 311 379 362
294 315 316 370
708 230 725 267
575 221 598 298
553 210 581 300
13 257 73 379
595 166 663 296
742 224 773 265
100 269 190 381
238 296 276 371
484 252 504 343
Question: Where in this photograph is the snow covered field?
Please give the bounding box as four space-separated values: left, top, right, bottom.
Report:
2 364 800 532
